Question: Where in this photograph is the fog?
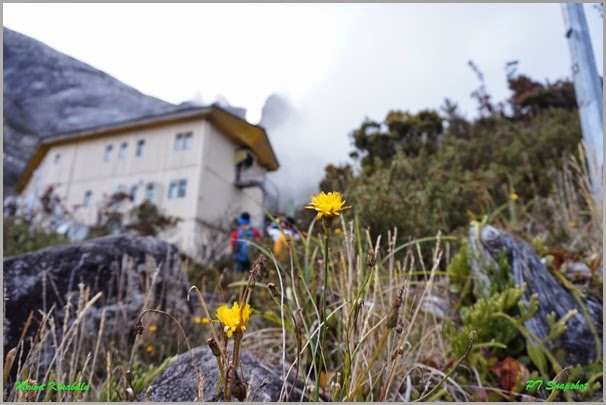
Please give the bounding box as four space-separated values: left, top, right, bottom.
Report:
258 3 604 210
263 98 351 213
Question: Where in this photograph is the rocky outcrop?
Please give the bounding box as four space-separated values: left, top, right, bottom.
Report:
3 235 192 367
3 27 177 194
469 225 602 365
140 346 307 402
258 93 295 132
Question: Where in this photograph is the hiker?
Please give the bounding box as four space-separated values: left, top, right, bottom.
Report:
266 216 300 262
230 212 263 273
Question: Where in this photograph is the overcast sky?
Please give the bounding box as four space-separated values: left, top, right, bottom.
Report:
3 3 603 209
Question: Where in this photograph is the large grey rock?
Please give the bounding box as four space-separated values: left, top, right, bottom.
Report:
3 27 177 194
469 225 602 365
3 235 192 369
141 346 308 402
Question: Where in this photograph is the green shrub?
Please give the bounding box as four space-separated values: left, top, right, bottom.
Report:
3 216 70 256
324 106 582 252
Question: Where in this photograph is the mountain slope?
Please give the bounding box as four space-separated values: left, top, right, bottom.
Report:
3 27 178 194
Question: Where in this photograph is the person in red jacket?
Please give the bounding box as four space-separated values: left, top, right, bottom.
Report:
230 212 263 273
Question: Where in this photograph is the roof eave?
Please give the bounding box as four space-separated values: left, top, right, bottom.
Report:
207 107 280 171
15 106 280 194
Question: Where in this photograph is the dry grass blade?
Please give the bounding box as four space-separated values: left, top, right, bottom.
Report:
88 307 107 385
41 291 103 385
187 285 224 364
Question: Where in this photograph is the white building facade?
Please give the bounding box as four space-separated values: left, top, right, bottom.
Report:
15 106 279 261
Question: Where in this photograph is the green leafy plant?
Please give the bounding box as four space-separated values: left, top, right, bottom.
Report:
3 215 69 256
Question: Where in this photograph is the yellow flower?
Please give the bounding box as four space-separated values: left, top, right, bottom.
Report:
194 316 210 325
305 191 351 221
148 325 157 333
510 193 519 201
146 345 154 353
569 221 578 228
216 302 253 339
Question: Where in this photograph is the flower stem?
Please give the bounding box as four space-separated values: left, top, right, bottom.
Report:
315 224 330 401
233 329 243 372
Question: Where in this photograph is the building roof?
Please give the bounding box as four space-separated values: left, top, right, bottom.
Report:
15 105 280 193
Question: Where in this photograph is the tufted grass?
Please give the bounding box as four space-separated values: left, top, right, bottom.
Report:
3 148 601 402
